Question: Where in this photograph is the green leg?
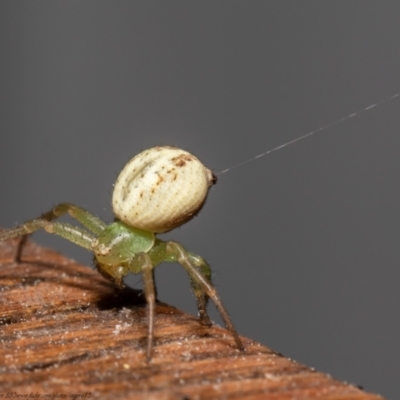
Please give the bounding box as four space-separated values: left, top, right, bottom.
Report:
188 252 212 326
166 241 244 352
138 253 156 363
146 240 211 325
43 220 95 250
39 203 106 235
0 202 105 261
0 219 95 251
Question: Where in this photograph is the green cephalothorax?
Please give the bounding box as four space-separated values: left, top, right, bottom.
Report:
93 221 155 285
0 146 243 362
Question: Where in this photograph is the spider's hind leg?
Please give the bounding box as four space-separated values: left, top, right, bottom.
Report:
166 241 244 352
187 252 213 327
137 253 156 363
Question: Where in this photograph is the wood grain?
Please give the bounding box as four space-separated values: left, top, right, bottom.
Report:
0 239 384 399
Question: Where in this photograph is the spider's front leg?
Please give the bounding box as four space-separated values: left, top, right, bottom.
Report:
166 241 244 352
0 203 105 261
39 203 107 234
0 219 96 252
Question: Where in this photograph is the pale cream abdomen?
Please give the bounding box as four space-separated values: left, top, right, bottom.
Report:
112 146 216 233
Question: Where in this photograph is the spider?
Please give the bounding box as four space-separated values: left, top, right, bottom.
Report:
0 146 244 362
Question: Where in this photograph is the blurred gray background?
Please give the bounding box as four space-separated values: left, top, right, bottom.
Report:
1 2 399 398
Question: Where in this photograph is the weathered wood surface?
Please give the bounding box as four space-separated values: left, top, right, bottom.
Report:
0 239 383 399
